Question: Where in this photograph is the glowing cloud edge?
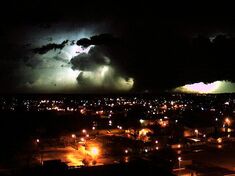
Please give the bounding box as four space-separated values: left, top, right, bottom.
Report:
173 81 235 94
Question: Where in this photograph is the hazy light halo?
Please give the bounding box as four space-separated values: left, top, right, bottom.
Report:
174 81 235 94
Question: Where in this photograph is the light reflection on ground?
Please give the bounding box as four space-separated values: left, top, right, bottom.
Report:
38 146 118 167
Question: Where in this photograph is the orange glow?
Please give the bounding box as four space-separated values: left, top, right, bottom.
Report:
139 128 152 136
217 138 222 144
158 119 169 127
89 147 99 157
80 109 85 114
225 118 231 125
96 110 104 115
66 154 83 166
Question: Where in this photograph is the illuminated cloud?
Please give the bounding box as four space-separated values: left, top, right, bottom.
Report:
70 46 110 71
76 65 134 92
14 25 134 93
174 81 235 94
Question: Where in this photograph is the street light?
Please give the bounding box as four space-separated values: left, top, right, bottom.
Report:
195 129 199 138
71 134 77 144
224 118 231 126
90 147 99 158
178 157 182 169
224 118 231 133
140 119 144 124
217 138 222 144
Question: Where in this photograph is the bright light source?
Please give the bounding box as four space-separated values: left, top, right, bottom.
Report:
139 119 144 124
71 134 76 138
175 81 222 94
144 149 148 153
90 147 99 157
100 65 109 77
36 139 40 143
80 137 85 142
125 149 128 154
82 129 87 133
156 147 159 150
80 109 85 114
178 157 182 161
225 118 231 125
92 126 96 130
217 138 222 144
86 134 89 138
155 140 158 144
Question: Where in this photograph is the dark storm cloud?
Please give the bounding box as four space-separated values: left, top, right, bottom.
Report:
70 40 76 45
116 30 235 92
167 33 235 89
76 72 91 86
76 34 118 47
70 46 110 71
32 40 69 54
2 0 235 93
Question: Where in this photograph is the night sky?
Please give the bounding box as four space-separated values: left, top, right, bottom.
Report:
1 1 235 93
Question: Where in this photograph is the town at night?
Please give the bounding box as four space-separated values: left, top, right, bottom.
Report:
1 93 235 175
1 1 235 175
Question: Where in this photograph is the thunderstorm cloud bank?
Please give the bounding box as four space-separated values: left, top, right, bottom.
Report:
2 22 235 94
12 25 134 93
